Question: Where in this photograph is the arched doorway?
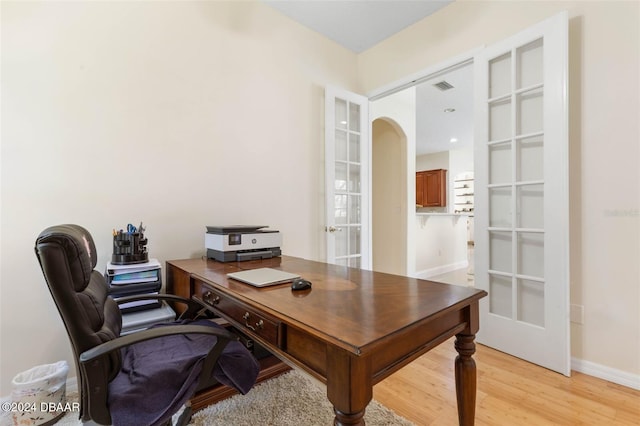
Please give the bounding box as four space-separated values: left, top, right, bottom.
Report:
372 118 407 275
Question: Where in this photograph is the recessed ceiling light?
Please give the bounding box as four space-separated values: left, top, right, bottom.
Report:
450 138 458 143
444 108 456 113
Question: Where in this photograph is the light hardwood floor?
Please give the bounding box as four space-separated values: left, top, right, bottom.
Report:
373 338 640 425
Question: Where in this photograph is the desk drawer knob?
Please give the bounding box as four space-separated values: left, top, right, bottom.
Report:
243 312 264 331
203 291 220 306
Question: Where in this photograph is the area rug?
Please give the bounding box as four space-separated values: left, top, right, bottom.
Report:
189 370 414 426
52 369 414 426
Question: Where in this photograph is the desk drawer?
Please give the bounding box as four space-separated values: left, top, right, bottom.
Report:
194 280 280 347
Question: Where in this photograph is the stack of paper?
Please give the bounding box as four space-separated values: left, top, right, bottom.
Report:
105 259 162 313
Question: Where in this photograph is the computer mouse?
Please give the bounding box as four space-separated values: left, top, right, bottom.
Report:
291 278 312 291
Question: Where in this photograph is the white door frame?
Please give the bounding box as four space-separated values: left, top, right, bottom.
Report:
368 50 480 277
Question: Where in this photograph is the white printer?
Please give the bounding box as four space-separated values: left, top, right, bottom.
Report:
205 225 282 262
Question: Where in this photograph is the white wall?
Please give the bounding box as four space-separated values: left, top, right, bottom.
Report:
360 1 640 380
0 1 358 394
414 214 468 277
416 151 448 173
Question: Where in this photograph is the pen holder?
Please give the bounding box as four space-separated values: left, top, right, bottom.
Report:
112 231 148 265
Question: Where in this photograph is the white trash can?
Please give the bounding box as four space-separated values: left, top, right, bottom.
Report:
10 361 69 426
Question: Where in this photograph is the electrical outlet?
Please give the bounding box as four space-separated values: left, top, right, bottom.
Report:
570 304 584 324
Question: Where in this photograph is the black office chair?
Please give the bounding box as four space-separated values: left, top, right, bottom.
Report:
34 224 260 426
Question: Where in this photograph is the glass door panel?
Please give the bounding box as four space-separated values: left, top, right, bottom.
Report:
335 130 348 161
517 135 544 181
517 39 544 89
335 99 347 129
334 195 347 224
490 53 511 98
335 163 347 191
349 226 361 255
516 88 544 135
489 274 512 318
517 279 545 327
349 133 360 162
517 184 544 229
349 164 361 192
489 99 511 141
335 228 347 258
489 231 512 273
517 232 544 278
489 187 512 227
489 142 512 184
349 103 360 131
349 195 361 223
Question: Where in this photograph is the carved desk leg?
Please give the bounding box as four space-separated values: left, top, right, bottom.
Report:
455 332 477 426
326 346 372 426
334 409 366 426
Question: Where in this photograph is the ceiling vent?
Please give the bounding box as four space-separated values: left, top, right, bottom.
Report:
433 80 454 91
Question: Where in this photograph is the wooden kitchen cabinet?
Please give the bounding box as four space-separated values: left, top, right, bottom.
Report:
416 169 447 207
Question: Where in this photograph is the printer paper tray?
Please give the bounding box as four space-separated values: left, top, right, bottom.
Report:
206 247 281 262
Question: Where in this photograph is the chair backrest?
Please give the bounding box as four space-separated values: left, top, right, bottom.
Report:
35 225 122 420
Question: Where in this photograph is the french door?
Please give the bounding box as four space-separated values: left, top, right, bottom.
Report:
324 86 371 269
474 12 570 375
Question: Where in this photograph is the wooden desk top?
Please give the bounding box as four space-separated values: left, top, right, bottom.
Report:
168 256 486 357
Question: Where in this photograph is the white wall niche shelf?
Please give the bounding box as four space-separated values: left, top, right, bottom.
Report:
453 172 474 215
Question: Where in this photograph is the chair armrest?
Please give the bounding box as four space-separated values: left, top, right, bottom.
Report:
79 323 236 363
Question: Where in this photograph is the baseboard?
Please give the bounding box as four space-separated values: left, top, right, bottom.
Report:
572 357 640 390
414 260 468 280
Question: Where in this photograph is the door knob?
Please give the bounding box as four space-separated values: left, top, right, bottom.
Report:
326 226 342 233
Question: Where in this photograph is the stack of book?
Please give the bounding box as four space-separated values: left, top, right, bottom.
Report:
106 258 162 313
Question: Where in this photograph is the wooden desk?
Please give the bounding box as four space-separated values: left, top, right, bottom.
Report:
166 256 487 425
